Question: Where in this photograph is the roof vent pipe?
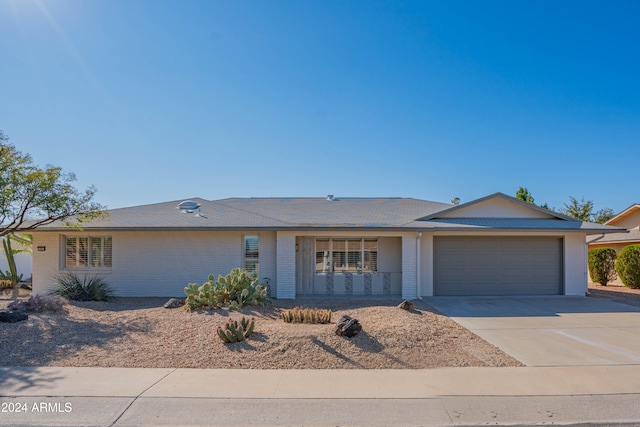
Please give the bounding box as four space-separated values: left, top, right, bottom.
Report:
451 197 461 206
327 195 335 201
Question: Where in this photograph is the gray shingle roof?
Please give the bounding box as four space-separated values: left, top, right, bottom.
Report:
218 197 450 227
33 195 626 234
36 197 451 230
587 229 638 244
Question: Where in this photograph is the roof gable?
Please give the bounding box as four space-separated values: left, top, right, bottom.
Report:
605 204 640 229
420 193 566 220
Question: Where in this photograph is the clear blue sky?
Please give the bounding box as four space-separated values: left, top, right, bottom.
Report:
1 0 638 213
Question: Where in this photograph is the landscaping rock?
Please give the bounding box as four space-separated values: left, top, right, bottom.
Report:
398 300 415 311
335 315 362 337
7 299 29 312
0 311 28 323
164 298 185 309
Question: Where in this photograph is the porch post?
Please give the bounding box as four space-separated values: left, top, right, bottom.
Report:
276 231 296 299
401 233 418 299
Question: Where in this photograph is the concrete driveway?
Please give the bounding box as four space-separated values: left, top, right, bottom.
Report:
423 296 640 367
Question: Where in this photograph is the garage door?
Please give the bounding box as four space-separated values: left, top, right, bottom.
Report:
434 237 563 296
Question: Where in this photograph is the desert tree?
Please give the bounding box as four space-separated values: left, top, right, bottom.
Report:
0 130 104 239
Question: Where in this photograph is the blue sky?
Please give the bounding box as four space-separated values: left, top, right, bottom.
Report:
1 0 638 213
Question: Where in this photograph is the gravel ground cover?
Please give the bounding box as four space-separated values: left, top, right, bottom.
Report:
0 293 522 369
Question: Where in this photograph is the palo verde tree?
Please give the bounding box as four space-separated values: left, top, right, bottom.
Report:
0 130 104 239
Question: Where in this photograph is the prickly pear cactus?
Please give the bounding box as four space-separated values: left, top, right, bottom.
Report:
184 268 271 311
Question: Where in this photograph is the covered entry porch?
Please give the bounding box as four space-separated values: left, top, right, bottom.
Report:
294 235 403 297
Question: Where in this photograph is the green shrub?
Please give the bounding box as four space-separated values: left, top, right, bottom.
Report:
217 317 255 343
52 273 114 301
588 248 617 286
8 294 65 313
281 307 332 324
615 245 640 289
184 268 271 311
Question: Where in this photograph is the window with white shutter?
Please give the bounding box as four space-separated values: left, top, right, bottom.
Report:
65 236 112 269
315 238 377 274
244 235 259 278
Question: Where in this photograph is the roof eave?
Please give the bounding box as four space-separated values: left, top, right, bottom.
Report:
30 225 625 234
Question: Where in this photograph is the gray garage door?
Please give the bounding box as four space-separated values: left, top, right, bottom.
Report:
434 237 563 296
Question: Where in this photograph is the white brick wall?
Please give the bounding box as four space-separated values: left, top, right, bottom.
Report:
32 233 61 294
33 228 587 299
419 234 434 297
401 233 418 300
259 231 277 297
33 230 246 297
276 231 296 299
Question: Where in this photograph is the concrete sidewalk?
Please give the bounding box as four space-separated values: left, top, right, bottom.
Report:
1 366 640 426
5 366 640 398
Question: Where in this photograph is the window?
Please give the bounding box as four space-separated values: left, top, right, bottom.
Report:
347 239 362 273
65 236 112 269
332 239 347 272
315 238 378 274
315 239 330 273
244 235 259 278
363 239 378 272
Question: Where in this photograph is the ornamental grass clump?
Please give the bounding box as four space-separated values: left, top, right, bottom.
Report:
616 244 640 289
184 268 271 311
52 272 114 301
588 247 618 286
281 307 332 324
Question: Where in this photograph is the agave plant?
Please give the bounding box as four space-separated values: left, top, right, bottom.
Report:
52 272 114 301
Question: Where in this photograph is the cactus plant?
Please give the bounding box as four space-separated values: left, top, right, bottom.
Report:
1 237 23 288
281 307 332 324
184 268 271 311
217 317 255 343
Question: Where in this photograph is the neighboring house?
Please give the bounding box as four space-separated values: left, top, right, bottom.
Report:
587 203 639 285
30 193 621 299
0 251 32 281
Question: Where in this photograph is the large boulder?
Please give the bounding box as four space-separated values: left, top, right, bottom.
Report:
0 311 28 323
7 299 29 312
334 315 362 337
